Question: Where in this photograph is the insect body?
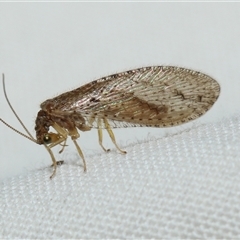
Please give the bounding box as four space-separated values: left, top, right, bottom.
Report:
1 66 220 178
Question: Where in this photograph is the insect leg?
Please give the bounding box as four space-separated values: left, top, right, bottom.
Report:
103 118 127 154
53 122 87 171
58 139 68 154
97 118 110 152
43 144 58 179
63 126 87 172
72 139 86 171
44 123 69 178
49 123 68 148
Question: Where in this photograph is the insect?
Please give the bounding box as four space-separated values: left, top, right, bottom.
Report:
1 66 220 178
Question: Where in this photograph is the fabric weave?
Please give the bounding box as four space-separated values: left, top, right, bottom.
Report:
1 115 240 238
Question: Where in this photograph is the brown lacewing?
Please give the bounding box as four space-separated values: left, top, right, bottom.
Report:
1 66 220 178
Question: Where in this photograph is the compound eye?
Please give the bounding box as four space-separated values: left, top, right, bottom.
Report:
43 134 52 144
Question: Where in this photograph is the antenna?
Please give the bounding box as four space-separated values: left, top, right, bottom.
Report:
1 73 37 144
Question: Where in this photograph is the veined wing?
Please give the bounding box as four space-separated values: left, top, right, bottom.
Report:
41 66 220 129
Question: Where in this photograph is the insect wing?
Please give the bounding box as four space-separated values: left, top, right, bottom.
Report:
42 66 220 129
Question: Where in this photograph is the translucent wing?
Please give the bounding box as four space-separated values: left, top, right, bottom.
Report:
41 66 220 129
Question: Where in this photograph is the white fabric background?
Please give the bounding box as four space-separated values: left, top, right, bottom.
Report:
1 114 240 238
1 3 240 238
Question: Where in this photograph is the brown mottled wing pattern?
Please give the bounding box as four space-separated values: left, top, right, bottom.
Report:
41 66 220 129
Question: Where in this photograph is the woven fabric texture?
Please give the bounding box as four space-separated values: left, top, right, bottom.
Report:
1 115 240 238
